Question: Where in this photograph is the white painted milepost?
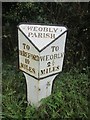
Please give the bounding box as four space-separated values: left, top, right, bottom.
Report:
18 23 67 107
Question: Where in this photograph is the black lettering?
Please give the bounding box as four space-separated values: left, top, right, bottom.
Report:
23 51 27 57
32 55 39 61
46 55 50 61
56 66 60 70
61 53 64 57
47 62 51 67
33 27 38 31
28 26 33 31
23 43 26 49
49 28 53 32
33 33 37 37
46 68 49 74
46 33 50 38
50 55 53 60
28 32 33 37
29 67 35 74
19 50 22 55
43 27 48 32
27 53 31 58
25 59 30 64
54 54 58 59
32 68 35 74
20 63 28 70
38 27 43 31
51 46 55 52
41 69 45 75
40 56 45 61
53 28 58 32
51 34 55 39
38 33 43 38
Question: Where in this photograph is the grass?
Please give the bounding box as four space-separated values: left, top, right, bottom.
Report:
2 61 89 119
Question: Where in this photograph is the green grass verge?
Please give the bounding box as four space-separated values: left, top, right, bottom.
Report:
2 62 89 119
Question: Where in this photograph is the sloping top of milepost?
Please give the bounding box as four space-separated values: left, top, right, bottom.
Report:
18 24 67 52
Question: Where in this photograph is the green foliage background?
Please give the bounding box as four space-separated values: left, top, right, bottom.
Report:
2 62 89 119
2 2 89 119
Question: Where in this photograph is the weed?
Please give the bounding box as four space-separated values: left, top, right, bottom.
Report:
2 62 89 119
